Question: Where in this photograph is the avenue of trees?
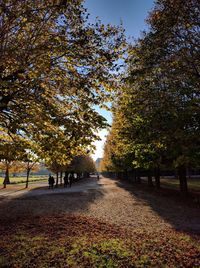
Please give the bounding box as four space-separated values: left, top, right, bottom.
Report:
101 0 200 195
48 154 96 188
0 0 125 186
0 0 199 195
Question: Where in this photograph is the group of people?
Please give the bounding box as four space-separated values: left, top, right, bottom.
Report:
48 175 55 189
48 173 100 189
48 173 74 189
63 173 73 188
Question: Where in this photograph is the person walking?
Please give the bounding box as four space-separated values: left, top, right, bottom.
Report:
48 175 55 189
69 173 73 187
48 175 51 189
63 174 68 187
52 176 55 188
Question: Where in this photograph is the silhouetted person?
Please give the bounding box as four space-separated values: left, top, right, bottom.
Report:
97 173 100 180
48 175 51 189
69 173 73 187
52 176 55 188
48 175 55 189
63 175 68 187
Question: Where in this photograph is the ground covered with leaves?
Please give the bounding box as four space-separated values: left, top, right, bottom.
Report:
0 177 200 267
0 214 200 268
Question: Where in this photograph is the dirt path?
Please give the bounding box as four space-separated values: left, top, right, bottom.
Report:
0 176 199 234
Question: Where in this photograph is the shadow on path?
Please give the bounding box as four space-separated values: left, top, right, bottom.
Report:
0 177 105 223
114 178 200 235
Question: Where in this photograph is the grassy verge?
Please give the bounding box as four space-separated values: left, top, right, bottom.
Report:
0 214 199 268
141 177 200 192
161 178 200 191
0 175 48 185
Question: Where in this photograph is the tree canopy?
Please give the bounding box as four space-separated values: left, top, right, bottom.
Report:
102 0 200 194
0 0 126 178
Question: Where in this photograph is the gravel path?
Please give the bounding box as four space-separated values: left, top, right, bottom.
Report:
0 177 100 198
0 176 199 234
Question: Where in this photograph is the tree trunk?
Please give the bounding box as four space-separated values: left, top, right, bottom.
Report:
55 172 59 187
124 170 128 180
147 170 153 187
3 165 10 188
136 169 141 183
25 168 31 188
177 165 188 195
60 171 63 185
154 167 160 189
133 169 137 182
187 167 191 179
131 169 136 182
83 172 89 178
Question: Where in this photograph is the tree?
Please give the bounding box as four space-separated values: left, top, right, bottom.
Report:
103 0 200 194
22 152 40 188
0 130 28 187
0 161 25 176
66 154 96 179
136 0 200 193
0 0 126 162
47 161 62 188
101 109 134 179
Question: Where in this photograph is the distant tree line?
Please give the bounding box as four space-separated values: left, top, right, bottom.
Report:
48 154 96 188
0 153 96 188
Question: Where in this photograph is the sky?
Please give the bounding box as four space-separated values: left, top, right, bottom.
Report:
84 0 155 160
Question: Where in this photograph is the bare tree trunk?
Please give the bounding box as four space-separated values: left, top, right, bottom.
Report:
25 168 31 188
55 172 59 187
130 169 136 182
25 161 30 188
3 164 10 188
154 167 160 189
136 169 141 183
124 170 128 180
60 171 63 185
187 167 191 179
147 170 153 187
133 169 137 182
177 165 188 195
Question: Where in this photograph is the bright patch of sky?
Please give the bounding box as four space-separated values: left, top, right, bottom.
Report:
84 0 155 160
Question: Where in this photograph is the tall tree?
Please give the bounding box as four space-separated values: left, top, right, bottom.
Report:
0 0 126 161
67 154 96 178
103 0 200 194
0 131 28 187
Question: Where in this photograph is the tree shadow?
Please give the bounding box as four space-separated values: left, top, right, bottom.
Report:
0 177 105 224
115 178 200 235
0 188 28 194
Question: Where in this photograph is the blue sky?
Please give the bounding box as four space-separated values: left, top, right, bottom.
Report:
84 0 155 160
85 0 154 38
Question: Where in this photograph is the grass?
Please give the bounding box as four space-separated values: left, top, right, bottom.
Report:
141 177 200 192
161 177 200 191
0 175 48 185
0 214 199 268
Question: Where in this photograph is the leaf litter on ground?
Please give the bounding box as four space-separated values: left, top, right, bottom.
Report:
0 214 199 268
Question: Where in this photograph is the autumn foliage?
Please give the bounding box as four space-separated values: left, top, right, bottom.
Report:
101 0 200 194
0 0 125 185
0 214 199 267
